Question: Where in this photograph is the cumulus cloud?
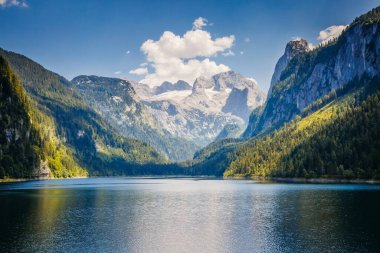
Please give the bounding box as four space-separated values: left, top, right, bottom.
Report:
130 18 235 86
192 17 208 30
0 0 27 7
141 58 230 85
129 67 148 75
317 25 348 44
141 30 234 62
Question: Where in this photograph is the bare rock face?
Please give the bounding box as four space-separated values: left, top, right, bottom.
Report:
268 38 311 97
133 71 266 146
32 160 51 179
222 87 250 120
155 80 192 94
245 21 380 138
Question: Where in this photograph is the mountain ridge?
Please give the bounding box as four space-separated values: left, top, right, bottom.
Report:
72 75 201 161
244 11 380 138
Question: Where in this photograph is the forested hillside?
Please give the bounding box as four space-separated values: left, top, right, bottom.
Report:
0 56 87 178
244 6 380 138
72 75 200 162
225 80 380 179
188 7 380 179
0 49 170 178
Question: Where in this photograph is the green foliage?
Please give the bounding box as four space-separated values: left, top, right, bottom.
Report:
352 6 380 26
73 75 200 161
0 48 167 178
178 138 241 176
0 55 88 179
224 82 380 179
248 8 380 138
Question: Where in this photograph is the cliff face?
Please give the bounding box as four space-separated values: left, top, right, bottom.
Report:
222 87 250 120
245 20 380 138
268 39 311 97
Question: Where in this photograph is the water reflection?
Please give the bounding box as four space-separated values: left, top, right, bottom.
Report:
0 179 379 253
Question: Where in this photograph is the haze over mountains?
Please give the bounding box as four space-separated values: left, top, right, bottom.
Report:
0 6 379 180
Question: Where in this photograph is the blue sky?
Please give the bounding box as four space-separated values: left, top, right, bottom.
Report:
1 0 379 91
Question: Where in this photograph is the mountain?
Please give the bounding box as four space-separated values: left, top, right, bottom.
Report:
72 75 200 161
0 55 87 179
191 71 265 110
191 7 380 179
225 80 380 179
267 38 311 97
244 9 380 138
0 49 170 178
133 71 266 146
222 87 251 120
155 80 192 94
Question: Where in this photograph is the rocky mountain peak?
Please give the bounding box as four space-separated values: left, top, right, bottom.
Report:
268 38 311 97
285 38 311 58
192 76 213 95
155 80 192 94
72 75 137 104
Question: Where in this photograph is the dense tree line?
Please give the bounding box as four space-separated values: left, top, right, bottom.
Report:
0 49 169 178
0 56 87 178
224 81 380 179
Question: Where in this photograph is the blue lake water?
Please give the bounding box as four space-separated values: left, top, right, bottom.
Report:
0 178 379 253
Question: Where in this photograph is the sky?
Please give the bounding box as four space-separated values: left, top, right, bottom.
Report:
0 0 379 92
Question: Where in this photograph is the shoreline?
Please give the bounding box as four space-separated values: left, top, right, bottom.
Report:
224 176 380 184
0 176 88 183
270 177 380 184
1 175 380 184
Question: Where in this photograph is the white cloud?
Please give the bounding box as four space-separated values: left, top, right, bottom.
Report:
240 51 244 55
126 50 130 55
114 71 121 75
244 37 251 43
139 62 148 67
129 67 148 75
141 58 230 86
130 18 235 86
222 50 235 56
317 25 348 44
141 30 234 62
192 17 208 30
0 0 27 7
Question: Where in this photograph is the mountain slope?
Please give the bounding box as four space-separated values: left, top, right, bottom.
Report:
135 71 266 147
189 7 380 179
72 75 200 161
155 80 192 94
225 79 380 179
0 56 87 179
244 9 380 138
0 49 167 177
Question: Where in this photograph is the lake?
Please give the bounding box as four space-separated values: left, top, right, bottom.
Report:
0 178 379 253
